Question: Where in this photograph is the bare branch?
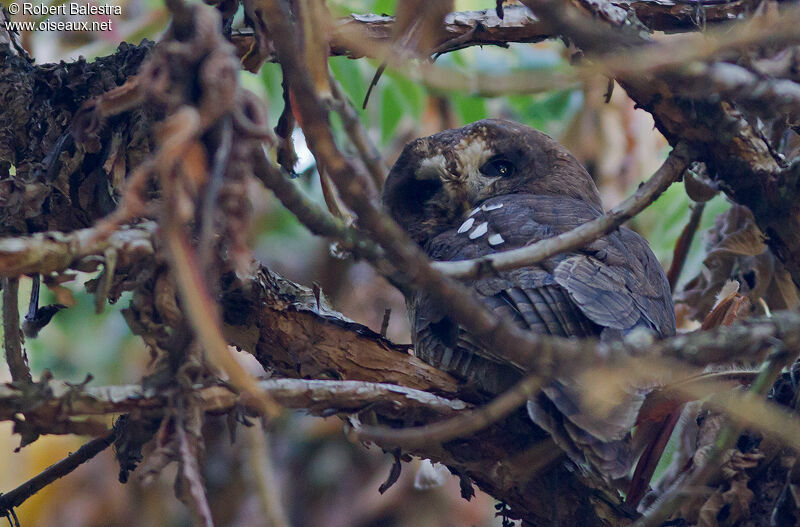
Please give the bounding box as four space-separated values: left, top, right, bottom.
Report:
0 379 468 423
351 374 541 449
230 2 771 65
329 77 388 187
0 431 115 515
232 6 555 62
0 222 156 278
2 278 31 384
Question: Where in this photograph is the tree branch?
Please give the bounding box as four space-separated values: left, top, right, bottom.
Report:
351 374 542 448
433 144 690 279
0 222 156 278
0 378 467 423
2 277 31 383
230 2 770 64
520 0 800 288
667 201 705 290
0 431 116 516
232 6 555 62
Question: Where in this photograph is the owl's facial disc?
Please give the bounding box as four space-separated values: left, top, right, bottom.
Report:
414 133 503 211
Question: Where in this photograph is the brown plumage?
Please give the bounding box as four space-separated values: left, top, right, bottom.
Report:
382 119 675 479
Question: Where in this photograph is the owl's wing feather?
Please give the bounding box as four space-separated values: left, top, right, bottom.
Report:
554 232 676 339
415 193 674 478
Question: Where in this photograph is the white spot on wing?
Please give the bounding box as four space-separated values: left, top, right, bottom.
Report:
469 221 488 239
457 217 475 234
488 233 505 246
469 207 481 217
482 202 503 212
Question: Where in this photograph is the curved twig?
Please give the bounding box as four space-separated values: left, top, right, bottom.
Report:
432 146 691 279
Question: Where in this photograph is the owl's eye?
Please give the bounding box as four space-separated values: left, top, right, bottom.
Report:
480 156 516 178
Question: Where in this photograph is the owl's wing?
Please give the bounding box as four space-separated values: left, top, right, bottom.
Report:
415 194 601 394
417 194 675 478
552 227 676 340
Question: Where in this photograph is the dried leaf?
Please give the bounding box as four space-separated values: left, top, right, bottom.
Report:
154 270 183 326
697 490 725 527
678 205 799 322
139 416 178 486
766 266 800 311
711 227 767 258
379 450 403 494
46 284 77 307
241 0 274 73
701 282 751 330
684 164 719 202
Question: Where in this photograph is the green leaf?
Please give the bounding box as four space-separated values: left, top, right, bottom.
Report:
330 56 368 113
258 62 286 128
381 84 403 143
452 94 488 124
371 0 396 14
507 90 580 132
385 71 425 121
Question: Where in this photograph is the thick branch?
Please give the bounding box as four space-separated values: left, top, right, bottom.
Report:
230 2 765 63
0 222 156 278
0 378 467 423
232 6 554 61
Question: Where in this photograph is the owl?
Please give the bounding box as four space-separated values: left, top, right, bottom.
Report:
382 119 676 479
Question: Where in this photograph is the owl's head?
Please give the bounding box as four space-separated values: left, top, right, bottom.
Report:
382 119 602 246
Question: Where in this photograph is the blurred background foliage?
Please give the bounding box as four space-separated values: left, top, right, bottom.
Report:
1 0 731 525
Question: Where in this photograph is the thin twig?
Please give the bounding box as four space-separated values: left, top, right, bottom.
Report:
2 278 32 384
350 375 542 449
380 308 391 338
329 77 388 188
245 420 290 527
432 147 691 278
198 116 233 272
250 150 402 282
0 431 115 515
